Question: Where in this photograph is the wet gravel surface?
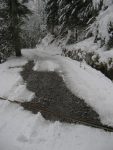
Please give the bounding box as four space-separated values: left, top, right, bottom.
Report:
20 61 102 125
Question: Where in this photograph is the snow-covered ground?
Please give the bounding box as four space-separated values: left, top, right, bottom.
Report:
59 57 113 125
65 37 113 63
0 56 35 102
0 45 113 149
0 100 113 150
34 44 113 126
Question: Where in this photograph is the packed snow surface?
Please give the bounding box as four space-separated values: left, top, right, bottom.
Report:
0 56 35 101
0 100 113 150
33 60 59 72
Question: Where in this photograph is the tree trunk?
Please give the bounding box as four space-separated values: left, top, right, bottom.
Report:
10 0 22 57
75 28 78 41
14 31 22 57
15 51 22 57
12 26 22 57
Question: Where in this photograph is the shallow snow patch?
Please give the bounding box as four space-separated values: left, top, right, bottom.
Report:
8 84 35 102
34 60 59 72
0 56 34 102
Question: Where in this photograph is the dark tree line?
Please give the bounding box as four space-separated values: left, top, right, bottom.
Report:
46 0 103 36
0 0 31 59
46 0 58 34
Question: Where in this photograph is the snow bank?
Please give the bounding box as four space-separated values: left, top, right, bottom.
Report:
65 37 113 64
59 56 113 125
0 56 35 102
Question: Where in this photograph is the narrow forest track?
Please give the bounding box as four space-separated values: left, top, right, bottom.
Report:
20 61 100 122
1 59 113 132
20 61 113 132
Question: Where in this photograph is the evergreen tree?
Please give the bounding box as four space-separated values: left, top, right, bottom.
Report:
44 0 103 36
0 0 12 59
0 0 31 57
58 0 102 33
8 0 32 56
107 22 113 49
21 0 47 48
58 0 73 32
46 0 58 34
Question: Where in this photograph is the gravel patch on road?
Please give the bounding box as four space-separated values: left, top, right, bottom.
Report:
20 61 102 126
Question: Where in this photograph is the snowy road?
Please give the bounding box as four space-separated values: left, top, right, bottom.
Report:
0 46 113 149
29 47 113 126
